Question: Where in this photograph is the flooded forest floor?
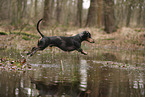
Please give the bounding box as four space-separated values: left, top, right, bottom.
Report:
0 27 145 69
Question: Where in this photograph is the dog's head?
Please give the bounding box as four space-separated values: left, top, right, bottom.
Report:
80 31 95 43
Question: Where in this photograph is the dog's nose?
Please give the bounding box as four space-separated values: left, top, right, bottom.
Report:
90 39 95 43
87 38 95 43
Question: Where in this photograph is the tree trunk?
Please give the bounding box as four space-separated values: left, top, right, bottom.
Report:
56 0 61 24
137 0 143 26
8 0 12 19
144 5 145 26
120 0 125 26
50 0 55 19
103 0 116 33
11 0 17 26
30 0 34 18
126 0 132 27
35 0 38 17
76 0 83 27
22 0 27 17
17 0 22 26
86 0 98 27
97 0 102 27
43 0 50 26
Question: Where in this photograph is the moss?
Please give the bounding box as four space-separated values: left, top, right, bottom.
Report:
11 31 39 38
0 32 8 35
100 38 116 40
22 36 31 40
134 29 143 32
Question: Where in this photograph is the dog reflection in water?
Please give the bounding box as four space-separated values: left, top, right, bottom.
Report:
30 78 91 97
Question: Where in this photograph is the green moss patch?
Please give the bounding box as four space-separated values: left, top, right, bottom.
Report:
0 32 8 35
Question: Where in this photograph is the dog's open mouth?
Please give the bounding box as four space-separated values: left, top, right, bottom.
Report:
87 38 95 43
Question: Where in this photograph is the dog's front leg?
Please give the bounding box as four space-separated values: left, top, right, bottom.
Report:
77 48 87 55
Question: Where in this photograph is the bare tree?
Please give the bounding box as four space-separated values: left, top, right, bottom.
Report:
126 0 133 27
30 0 34 18
56 0 62 24
43 0 50 26
103 0 116 33
86 0 98 27
0 0 145 29
17 0 23 25
97 0 102 27
22 0 27 17
137 0 143 26
11 0 17 26
50 0 55 19
76 0 83 27
35 0 38 17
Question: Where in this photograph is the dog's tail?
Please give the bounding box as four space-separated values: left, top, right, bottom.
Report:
37 19 44 37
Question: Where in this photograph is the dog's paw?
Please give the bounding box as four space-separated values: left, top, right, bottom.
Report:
82 51 87 55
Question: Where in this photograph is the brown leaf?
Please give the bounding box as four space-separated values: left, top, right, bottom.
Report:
21 58 26 64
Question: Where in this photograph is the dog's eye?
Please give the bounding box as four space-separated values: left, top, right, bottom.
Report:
87 31 90 35
87 32 90 35
88 33 91 37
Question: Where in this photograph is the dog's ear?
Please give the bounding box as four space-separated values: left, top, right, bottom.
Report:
83 31 91 37
82 31 89 36
83 31 89 34
80 31 90 38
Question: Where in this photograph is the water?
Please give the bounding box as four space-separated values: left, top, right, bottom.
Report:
0 48 145 97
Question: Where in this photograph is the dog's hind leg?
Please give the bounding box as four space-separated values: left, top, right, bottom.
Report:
27 47 39 56
27 47 36 55
30 47 39 56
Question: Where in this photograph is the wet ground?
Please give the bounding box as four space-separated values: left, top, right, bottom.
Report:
0 48 145 97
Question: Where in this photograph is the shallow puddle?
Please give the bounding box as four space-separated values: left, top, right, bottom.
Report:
0 48 145 97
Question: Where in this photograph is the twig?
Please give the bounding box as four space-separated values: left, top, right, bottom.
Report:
60 60 64 71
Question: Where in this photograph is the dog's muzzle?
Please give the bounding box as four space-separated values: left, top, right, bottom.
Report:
87 38 95 43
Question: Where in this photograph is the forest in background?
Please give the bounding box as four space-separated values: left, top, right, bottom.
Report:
0 0 145 34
